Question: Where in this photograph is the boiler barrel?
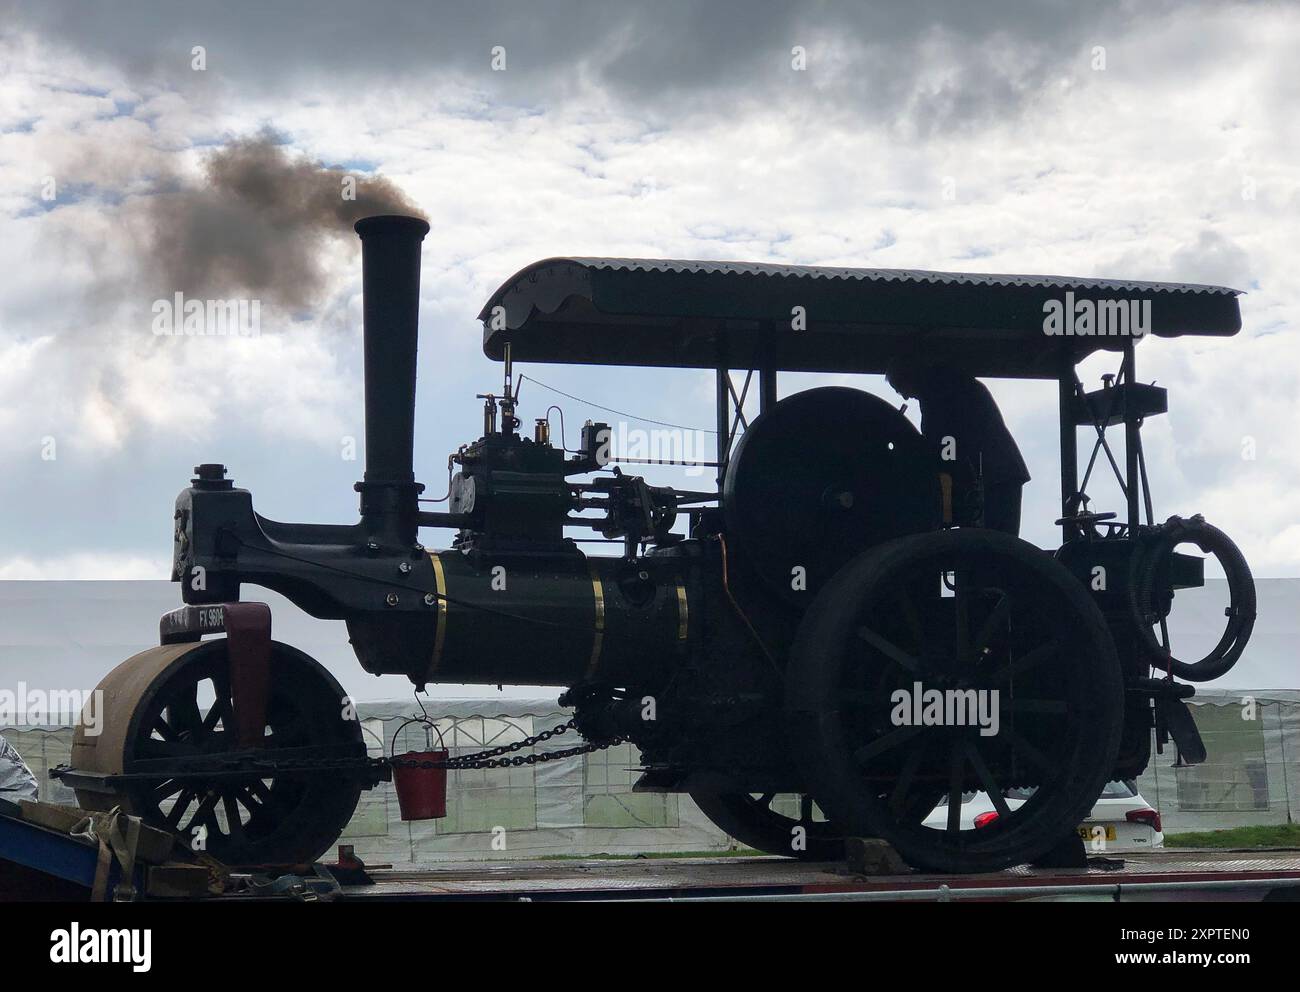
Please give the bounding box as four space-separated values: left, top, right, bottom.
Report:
348 552 693 687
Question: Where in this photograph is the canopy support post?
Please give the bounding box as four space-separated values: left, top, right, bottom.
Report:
759 321 778 413
716 368 730 490
1123 339 1141 530
1059 364 1078 544
760 369 777 413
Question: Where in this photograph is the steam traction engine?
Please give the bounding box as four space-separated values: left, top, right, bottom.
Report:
61 217 1256 873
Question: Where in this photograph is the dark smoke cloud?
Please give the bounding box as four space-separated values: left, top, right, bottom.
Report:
143 133 422 308
9 0 1186 137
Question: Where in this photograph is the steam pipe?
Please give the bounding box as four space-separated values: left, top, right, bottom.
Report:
353 214 430 546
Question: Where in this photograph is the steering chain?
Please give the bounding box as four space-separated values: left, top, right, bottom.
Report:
387 718 624 771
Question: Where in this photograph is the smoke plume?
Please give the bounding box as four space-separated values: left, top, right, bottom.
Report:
142 132 423 309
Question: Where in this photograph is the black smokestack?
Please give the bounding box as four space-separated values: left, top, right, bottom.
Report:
353 214 430 545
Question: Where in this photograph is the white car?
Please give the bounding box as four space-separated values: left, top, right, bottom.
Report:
922 780 1163 853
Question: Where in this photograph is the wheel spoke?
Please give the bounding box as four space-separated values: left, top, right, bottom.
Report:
189 792 220 835
853 725 924 766
165 789 195 828
248 780 293 822
946 743 966 837
971 593 1012 661
962 740 1012 818
236 787 277 835
236 785 265 815
989 640 1061 683
953 570 971 663
857 626 921 675
202 696 230 734
887 738 928 818
222 792 246 839
151 716 179 743
1002 727 1055 776
168 683 203 739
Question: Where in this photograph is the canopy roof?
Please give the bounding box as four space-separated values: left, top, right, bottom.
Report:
478 258 1242 378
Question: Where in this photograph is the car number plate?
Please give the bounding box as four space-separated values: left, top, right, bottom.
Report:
1078 824 1117 841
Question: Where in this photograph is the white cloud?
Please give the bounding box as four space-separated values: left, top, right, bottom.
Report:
0 552 168 581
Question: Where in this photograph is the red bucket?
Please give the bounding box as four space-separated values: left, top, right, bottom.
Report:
390 718 450 821
391 750 449 821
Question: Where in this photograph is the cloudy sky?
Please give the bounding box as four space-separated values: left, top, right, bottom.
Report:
0 0 1297 594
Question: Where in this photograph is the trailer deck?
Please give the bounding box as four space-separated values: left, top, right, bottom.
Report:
319 849 1300 902
6 797 1299 901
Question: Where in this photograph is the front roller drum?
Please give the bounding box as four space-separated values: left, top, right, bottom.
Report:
787 529 1125 874
71 639 365 866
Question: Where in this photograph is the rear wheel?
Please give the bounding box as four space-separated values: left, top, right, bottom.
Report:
787 529 1124 873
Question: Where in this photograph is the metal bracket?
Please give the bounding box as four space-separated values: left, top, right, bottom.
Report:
159 601 272 750
1155 697 1208 765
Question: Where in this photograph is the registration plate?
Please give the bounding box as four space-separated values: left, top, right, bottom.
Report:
1078 824 1117 842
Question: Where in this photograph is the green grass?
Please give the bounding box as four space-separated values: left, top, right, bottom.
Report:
1164 823 1300 849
